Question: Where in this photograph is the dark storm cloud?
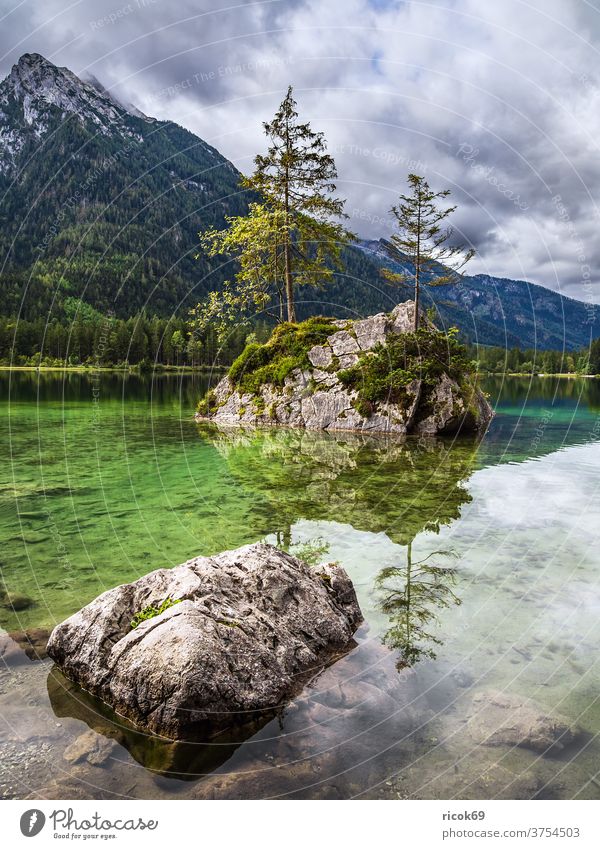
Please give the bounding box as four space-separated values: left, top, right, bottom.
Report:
1 0 599 302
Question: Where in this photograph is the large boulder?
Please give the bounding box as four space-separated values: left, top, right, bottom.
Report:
199 302 493 436
46 543 362 740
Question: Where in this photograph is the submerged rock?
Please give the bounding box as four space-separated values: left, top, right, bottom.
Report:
467 689 579 753
63 729 116 766
198 302 492 436
47 543 362 740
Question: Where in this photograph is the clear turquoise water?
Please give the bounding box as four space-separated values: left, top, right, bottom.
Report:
0 371 599 799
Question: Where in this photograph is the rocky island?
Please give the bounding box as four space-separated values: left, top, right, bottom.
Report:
47 543 362 740
197 303 493 436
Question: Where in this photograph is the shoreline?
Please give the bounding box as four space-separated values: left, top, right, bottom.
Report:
1 367 596 379
0 365 227 374
481 372 598 378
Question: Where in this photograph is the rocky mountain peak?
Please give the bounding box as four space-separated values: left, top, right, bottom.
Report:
0 53 146 175
0 52 140 136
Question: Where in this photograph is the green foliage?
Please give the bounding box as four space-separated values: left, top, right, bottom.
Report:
130 597 181 630
351 397 374 419
289 537 331 567
376 547 461 668
338 326 473 414
196 85 352 329
0 313 264 368
194 203 288 339
471 343 592 375
196 389 217 417
252 395 266 414
0 105 247 320
246 86 352 320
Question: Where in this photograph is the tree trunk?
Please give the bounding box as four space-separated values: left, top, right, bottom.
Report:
284 239 295 322
405 540 412 649
414 267 420 332
414 201 421 332
284 114 296 323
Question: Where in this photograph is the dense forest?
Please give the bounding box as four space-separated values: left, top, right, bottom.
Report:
0 314 272 369
2 312 599 374
471 341 600 375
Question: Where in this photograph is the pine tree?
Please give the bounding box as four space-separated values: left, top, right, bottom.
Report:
382 174 474 331
242 86 350 321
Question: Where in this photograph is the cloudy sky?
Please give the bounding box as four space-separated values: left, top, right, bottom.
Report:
1 0 599 302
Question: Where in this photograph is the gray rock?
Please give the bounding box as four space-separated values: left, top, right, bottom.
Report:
415 373 493 436
389 302 417 334
312 369 338 387
307 345 333 368
467 690 579 753
301 389 355 430
338 353 360 369
63 729 115 766
354 313 389 350
1 591 34 611
0 628 49 665
327 329 360 356
198 302 492 436
47 543 362 740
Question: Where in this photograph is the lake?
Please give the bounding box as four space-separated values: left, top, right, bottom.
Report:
1 371 599 799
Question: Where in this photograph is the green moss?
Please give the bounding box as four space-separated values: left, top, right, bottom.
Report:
301 377 318 398
227 317 337 395
338 327 473 415
327 354 341 373
352 397 374 419
131 597 181 630
196 389 216 417
268 402 278 420
252 395 266 414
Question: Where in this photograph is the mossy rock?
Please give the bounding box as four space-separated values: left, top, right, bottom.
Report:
226 317 338 395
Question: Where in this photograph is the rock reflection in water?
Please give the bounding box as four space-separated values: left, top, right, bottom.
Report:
47 668 271 780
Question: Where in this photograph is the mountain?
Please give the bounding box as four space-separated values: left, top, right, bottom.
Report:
0 53 597 351
0 53 246 318
356 240 599 351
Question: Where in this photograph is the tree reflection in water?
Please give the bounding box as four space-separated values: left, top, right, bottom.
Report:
376 542 461 669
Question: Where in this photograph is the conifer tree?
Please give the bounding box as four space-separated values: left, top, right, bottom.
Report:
382 174 474 331
197 86 351 331
245 85 350 321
